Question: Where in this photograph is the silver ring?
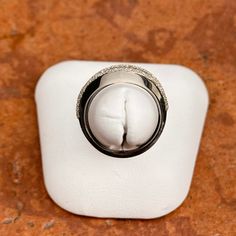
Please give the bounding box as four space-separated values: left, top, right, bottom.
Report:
76 64 168 158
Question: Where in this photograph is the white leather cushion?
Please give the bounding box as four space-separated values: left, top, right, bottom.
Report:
88 83 159 151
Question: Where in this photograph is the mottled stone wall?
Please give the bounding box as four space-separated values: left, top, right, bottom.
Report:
0 0 235 235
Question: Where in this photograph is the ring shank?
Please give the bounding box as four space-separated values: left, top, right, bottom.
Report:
76 65 168 158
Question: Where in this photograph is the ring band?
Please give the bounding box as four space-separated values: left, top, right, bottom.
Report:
76 64 168 158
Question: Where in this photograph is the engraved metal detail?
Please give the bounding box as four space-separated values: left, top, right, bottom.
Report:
76 64 168 119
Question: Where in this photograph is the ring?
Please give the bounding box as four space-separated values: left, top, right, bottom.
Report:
76 64 168 158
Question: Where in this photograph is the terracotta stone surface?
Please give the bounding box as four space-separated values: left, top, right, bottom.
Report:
0 0 236 235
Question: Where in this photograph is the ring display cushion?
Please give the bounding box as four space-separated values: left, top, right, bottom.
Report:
35 61 209 219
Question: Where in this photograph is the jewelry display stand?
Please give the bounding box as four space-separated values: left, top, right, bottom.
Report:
35 61 209 219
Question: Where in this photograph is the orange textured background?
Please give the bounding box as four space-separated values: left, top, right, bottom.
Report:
0 0 236 235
